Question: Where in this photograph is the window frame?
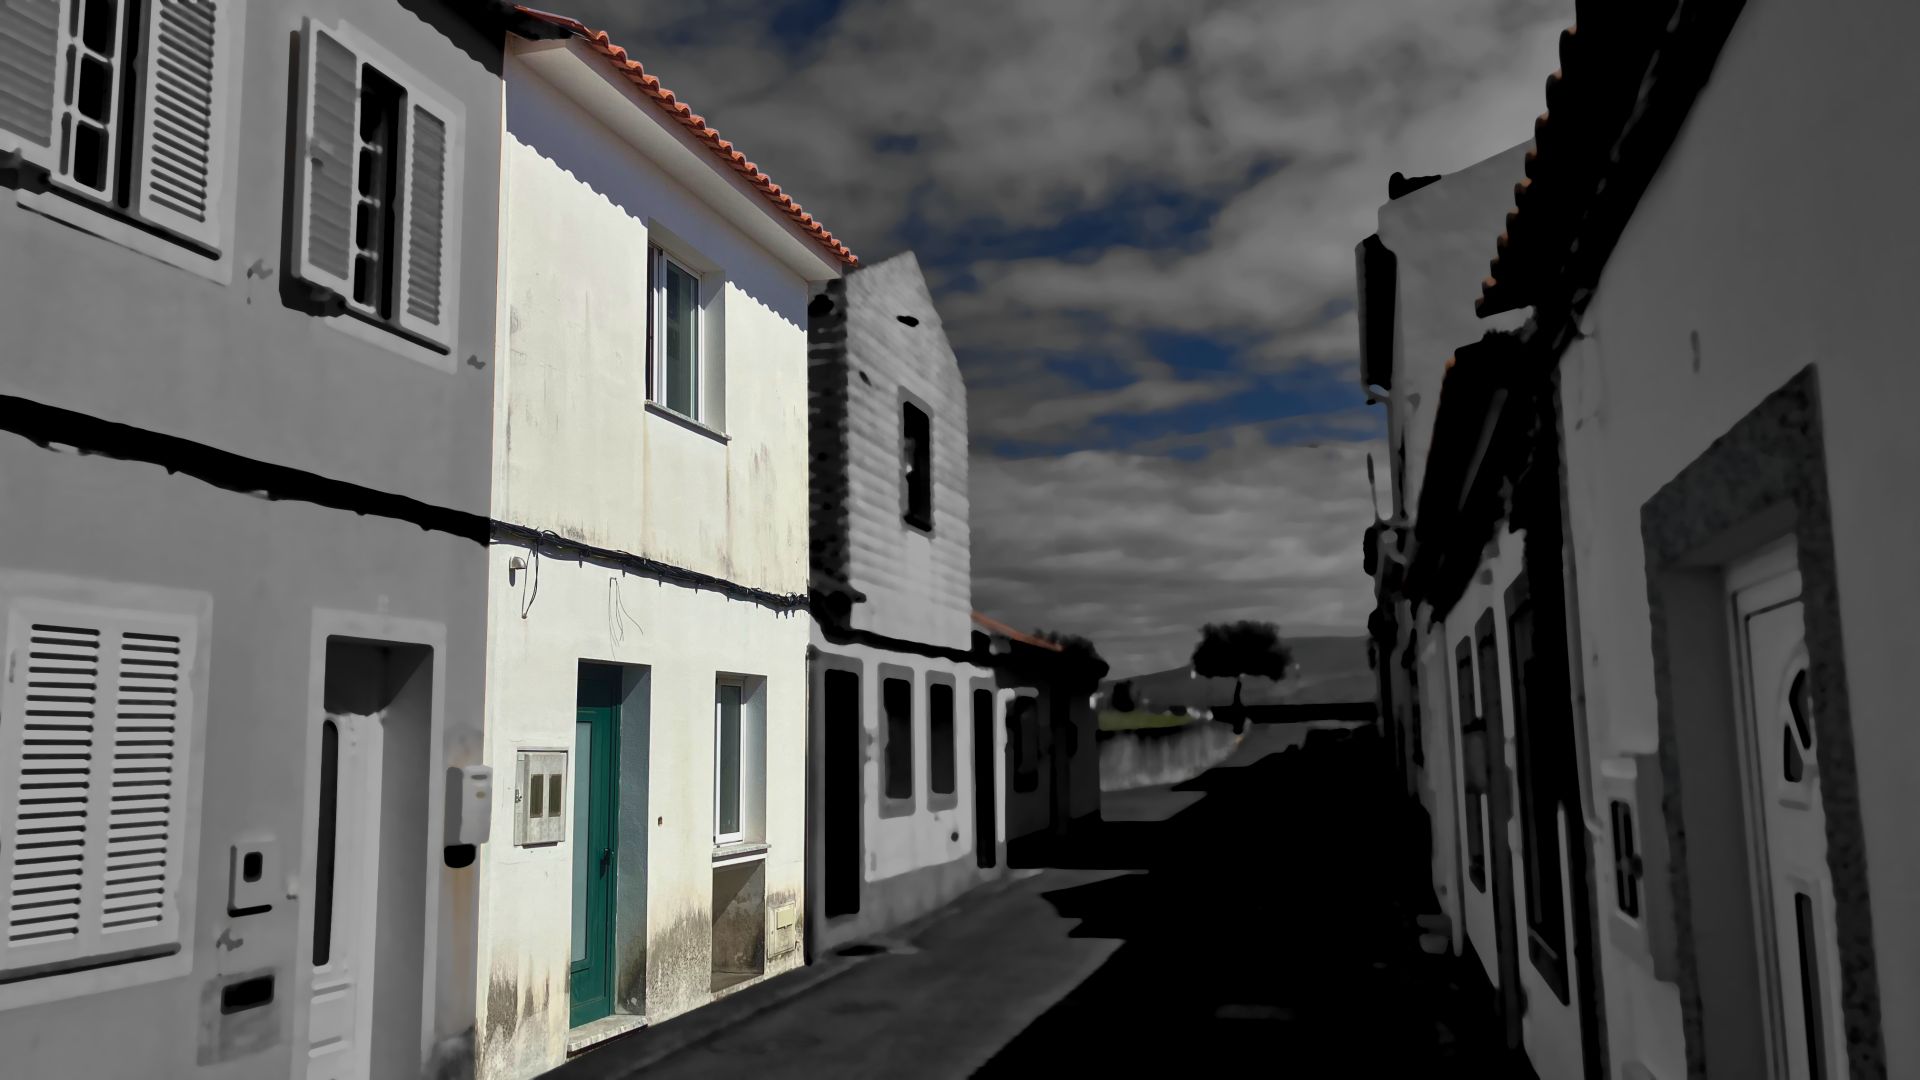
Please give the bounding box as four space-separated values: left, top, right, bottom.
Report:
1456 637 1487 893
900 394 934 533
0 571 210 1012
927 674 957 809
648 243 706 425
713 676 746 845
1506 572 1571 1004
0 0 244 282
1610 799 1643 920
288 16 465 363
878 667 916 817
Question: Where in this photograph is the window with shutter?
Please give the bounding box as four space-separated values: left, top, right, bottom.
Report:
0 0 233 253
291 17 462 353
0 598 197 983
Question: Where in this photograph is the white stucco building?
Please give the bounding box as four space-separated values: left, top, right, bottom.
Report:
1473 2 1920 1077
0 4 506 1078
802 252 1103 952
1369 2 1920 1079
472 13 854 1077
1359 144 1605 1080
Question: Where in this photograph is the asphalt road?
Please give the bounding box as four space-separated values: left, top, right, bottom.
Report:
567 724 1531 1079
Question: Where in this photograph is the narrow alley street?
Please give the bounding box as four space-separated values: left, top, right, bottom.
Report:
547 725 1531 1079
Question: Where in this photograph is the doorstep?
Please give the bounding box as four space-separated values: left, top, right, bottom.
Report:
565 1013 648 1057
538 955 863 1079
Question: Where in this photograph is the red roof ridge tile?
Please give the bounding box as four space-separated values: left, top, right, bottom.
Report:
971 612 1066 653
513 6 859 268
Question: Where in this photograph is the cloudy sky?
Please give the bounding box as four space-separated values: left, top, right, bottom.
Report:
554 0 1570 675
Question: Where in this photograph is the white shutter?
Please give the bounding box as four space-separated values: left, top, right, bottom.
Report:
1 601 195 977
0 0 64 169
131 0 230 249
395 90 457 349
292 18 359 300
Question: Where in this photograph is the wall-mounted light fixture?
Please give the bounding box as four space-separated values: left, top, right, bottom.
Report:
508 556 527 584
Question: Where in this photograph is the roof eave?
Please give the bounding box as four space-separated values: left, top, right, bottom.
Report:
507 13 856 278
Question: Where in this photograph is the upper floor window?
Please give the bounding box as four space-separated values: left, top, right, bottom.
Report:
290 18 461 352
902 401 932 532
648 244 703 421
0 0 236 253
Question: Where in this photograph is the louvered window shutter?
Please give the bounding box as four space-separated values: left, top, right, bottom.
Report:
0 602 196 977
395 92 457 348
132 0 230 249
0 0 64 169
292 18 359 300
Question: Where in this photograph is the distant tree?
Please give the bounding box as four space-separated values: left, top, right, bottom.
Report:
1109 679 1137 713
1191 621 1293 734
1032 629 1111 696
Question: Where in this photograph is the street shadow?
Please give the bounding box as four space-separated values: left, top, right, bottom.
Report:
972 729 1540 1078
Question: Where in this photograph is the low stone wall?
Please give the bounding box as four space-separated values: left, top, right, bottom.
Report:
1098 721 1244 792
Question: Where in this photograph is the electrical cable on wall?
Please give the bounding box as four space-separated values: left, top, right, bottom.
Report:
0 392 813 617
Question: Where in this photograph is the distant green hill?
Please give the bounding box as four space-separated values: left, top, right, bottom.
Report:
1102 635 1375 711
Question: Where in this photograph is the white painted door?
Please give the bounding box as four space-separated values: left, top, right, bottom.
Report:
1731 545 1847 1080
304 710 386 1080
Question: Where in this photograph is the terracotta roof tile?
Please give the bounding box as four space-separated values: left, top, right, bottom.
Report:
971 612 1065 653
514 6 858 268
1478 0 1743 319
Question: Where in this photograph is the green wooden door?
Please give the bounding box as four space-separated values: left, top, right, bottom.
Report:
570 667 620 1028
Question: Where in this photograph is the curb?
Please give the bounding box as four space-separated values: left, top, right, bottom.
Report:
589 955 865 1078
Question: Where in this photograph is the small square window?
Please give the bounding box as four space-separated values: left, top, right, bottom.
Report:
902 402 932 531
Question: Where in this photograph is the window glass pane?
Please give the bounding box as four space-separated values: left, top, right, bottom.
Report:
571 724 591 964
529 772 544 820
884 678 913 800
313 719 340 966
930 683 955 795
1794 892 1828 1080
351 68 403 318
664 260 700 416
903 404 932 527
717 683 742 836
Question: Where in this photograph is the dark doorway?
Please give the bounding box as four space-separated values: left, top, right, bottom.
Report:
823 668 862 918
973 688 997 868
1047 691 1071 837
1475 611 1525 1052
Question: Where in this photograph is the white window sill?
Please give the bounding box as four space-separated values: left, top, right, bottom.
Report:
646 401 730 444
0 946 187 1012
712 840 768 867
305 290 461 376
16 186 230 286
566 1012 647 1055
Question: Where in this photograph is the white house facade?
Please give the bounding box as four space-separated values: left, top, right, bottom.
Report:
472 15 853 1078
0 2 506 1078
803 253 1007 952
1360 146 1607 1080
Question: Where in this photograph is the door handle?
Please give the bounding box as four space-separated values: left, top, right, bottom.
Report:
599 849 612 874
